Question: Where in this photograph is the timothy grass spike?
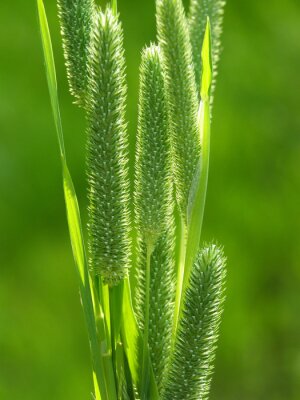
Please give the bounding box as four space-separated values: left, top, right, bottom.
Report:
135 45 175 394
86 7 131 286
57 0 95 105
189 0 225 101
156 0 200 220
163 244 226 400
135 45 173 246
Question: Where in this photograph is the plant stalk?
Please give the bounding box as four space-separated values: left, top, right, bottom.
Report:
171 214 187 347
141 243 153 397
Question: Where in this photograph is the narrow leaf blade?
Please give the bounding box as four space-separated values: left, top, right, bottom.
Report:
37 2 107 398
184 19 212 291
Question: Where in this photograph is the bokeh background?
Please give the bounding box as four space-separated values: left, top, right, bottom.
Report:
1 0 300 398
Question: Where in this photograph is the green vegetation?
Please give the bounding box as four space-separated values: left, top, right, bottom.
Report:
37 0 226 398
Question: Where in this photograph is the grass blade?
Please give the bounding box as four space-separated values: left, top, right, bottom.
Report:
189 0 225 101
184 19 212 293
37 1 108 398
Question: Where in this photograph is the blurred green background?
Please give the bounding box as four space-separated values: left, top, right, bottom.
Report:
1 0 300 398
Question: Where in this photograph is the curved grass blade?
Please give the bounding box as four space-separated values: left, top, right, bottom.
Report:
156 0 201 356
184 18 212 294
37 1 109 398
189 0 225 102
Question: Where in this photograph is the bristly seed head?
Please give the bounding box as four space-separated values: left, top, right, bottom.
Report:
57 0 95 106
156 0 201 222
86 7 131 286
162 243 226 400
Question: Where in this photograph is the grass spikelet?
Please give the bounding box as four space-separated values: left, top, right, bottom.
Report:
134 45 175 393
135 45 173 245
163 243 226 400
189 0 226 101
86 7 130 286
57 0 94 105
156 0 200 219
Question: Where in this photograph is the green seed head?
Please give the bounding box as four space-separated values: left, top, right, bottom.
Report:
57 0 94 105
156 0 201 221
163 243 226 400
135 44 173 246
86 8 131 286
135 44 175 391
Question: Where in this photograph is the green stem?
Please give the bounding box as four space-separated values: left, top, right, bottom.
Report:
141 243 153 397
91 278 117 400
109 282 124 392
171 215 187 348
111 0 117 15
116 342 126 399
121 278 159 399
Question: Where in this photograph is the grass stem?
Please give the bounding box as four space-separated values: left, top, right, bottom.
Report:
141 243 153 397
171 215 187 347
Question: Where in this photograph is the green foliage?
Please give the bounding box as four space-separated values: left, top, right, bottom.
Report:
156 0 200 220
38 1 226 399
86 7 131 286
189 0 226 100
163 244 226 400
57 0 94 105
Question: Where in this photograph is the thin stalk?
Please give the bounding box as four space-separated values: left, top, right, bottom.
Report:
109 282 124 392
91 278 117 400
101 282 111 345
141 243 153 397
171 215 187 347
111 0 118 15
116 342 126 399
